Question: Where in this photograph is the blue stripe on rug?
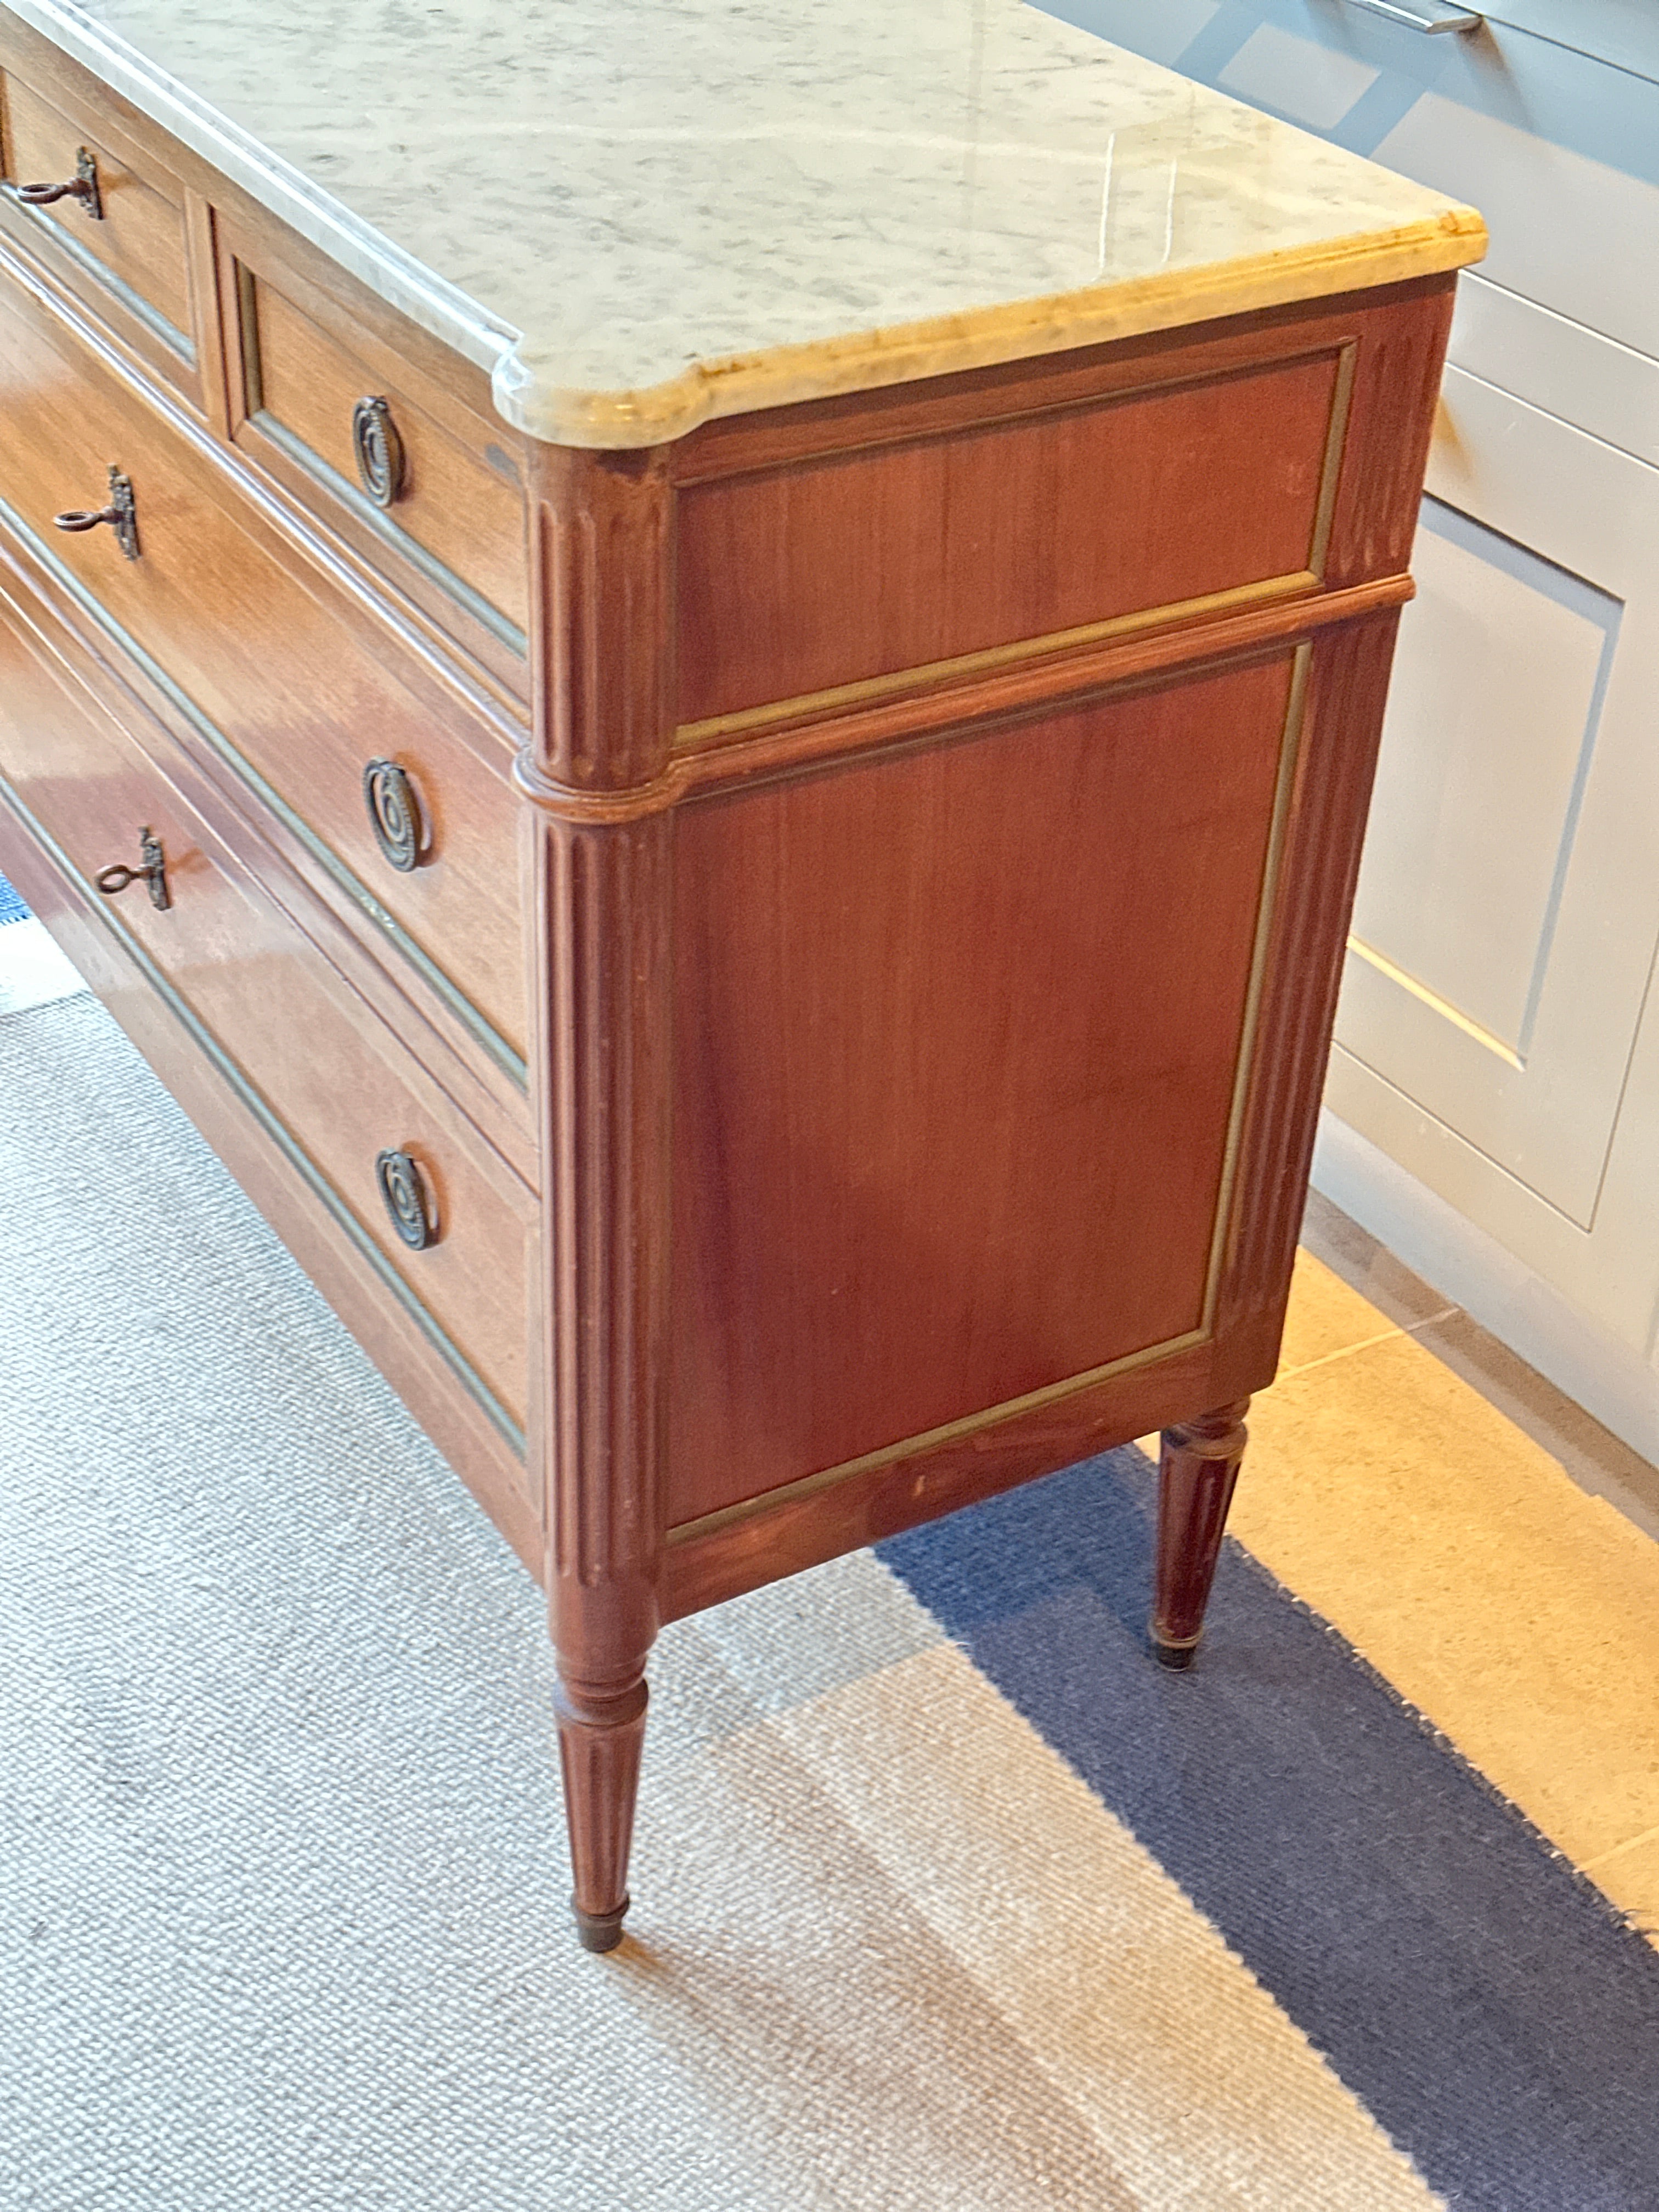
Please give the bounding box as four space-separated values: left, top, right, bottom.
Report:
878 1447 1659 2212
0 873 30 927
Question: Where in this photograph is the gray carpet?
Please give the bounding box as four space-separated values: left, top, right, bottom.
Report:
0 984 1439 2209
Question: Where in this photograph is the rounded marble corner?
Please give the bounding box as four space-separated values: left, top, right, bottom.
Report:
490 205 1488 454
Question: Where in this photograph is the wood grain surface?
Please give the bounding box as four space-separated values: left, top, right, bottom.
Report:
0 567 534 1429
0 257 529 1062
239 263 529 637
668 651 1299 1525
677 349 1342 724
0 63 193 348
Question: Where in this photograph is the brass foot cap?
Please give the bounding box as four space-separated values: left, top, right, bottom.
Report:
1149 1629 1201 1671
573 1897 629 1953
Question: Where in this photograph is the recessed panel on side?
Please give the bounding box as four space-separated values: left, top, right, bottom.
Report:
667 652 1299 1526
675 351 1341 725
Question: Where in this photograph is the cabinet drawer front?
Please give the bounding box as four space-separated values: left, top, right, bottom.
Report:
234 259 528 644
1055 2 1659 368
0 599 531 1432
0 267 527 1064
676 346 1348 727
1 65 195 364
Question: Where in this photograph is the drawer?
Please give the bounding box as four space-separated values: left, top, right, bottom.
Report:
1050 1 1659 368
0 258 528 1066
0 585 532 1433
228 241 529 649
0 60 198 376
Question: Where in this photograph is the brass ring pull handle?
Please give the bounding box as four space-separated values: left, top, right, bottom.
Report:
375 1149 437 1250
363 758 425 872
17 147 103 217
352 396 405 509
94 827 170 911
54 467 140 560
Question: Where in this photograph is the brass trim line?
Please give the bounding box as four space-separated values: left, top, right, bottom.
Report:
1201 642 1312 1331
1308 342 1358 580
675 570 1322 754
666 1328 1209 1549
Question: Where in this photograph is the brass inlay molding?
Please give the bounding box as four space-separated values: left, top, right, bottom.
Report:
675 570 1321 755
671 573 1411 803
666 1327 1209 1549
1201 643 1312 1330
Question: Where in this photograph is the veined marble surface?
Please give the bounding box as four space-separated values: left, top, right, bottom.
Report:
7 0 1483 444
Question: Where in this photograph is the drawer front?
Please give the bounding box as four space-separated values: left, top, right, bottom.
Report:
234 255 529 644
0 263 528 1064
1049 0 1659 366
0 591 531 1433
0 63 195 365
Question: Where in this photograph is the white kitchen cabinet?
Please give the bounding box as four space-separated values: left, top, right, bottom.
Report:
1053 0 1659 1459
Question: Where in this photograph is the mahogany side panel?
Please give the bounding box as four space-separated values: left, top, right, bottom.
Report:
676 350 1341 723
667 651 1300 1529
662 1333 1262 1622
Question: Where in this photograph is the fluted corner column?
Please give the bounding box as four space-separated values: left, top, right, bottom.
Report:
518 442 679 1950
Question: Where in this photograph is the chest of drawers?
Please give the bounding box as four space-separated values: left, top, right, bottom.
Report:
0 0 1482 1950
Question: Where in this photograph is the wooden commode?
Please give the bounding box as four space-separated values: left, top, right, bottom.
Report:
0 0 1485 1950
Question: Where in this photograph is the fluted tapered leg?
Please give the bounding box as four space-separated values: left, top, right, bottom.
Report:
555 1668 650 1951
1150 1398 1250 1668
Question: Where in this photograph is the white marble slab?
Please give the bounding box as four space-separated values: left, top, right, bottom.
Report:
5 0 1483 444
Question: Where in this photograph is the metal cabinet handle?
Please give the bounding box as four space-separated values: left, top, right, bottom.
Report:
375 1149 437 1249
1340 0 1482 30
352 396 405 508
16 146 103 217
54 467 140 560
363 758 425 872
94 827 170 911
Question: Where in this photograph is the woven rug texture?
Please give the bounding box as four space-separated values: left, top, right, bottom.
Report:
2 977 1655 2210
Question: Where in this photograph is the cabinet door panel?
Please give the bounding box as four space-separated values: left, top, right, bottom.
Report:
1330 366 1659 1251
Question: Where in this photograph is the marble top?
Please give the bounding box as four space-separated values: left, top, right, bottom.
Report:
7 0 1484 445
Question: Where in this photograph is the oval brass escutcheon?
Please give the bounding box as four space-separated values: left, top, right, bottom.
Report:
362 758 424 872
375 1148 436 1250
352 394 405 508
